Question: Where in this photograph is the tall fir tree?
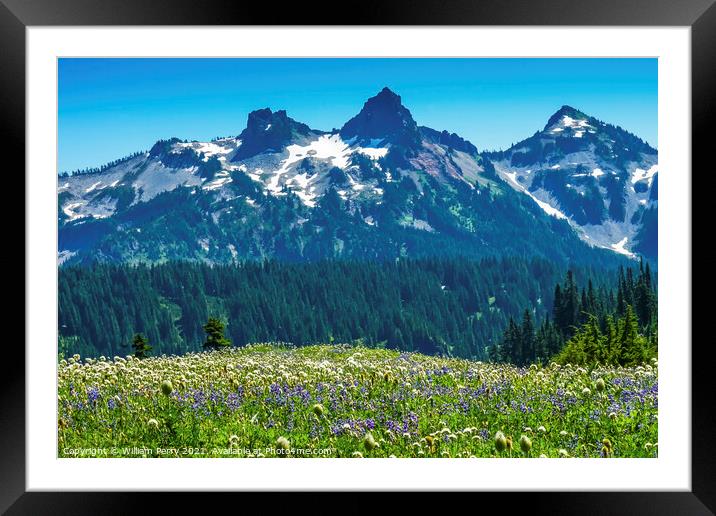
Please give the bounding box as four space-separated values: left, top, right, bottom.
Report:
203 317 231 350
520 309 535 365
131 333 152 359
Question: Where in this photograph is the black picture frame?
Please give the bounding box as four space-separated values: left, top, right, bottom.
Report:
4 0 711 513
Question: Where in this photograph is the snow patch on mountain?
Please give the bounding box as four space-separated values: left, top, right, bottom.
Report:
232 133 390 207
203 175 232 191
631 164 658 186
529 191 568 219
548 115 593 137
610 237 635 257
499 167 568 220
288 172 317 206
58 249 77 265
356 146 389 160
289 134 352 168
63 202 85 220
85 181 104 193
176 140 240 161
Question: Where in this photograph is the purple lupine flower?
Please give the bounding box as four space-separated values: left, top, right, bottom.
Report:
86 386 100 407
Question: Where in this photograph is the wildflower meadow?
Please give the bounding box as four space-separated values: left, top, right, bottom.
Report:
58 344 658 458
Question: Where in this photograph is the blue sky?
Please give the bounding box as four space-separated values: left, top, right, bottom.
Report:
58 58 657 173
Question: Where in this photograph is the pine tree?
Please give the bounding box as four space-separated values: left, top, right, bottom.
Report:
536 320 562 360
553 283 564 333
587 279 597 315
583 315 605 364
625 267 635 307
203 317 231 350
616 267 627 316
498 317 521 364
520 309 535 365
579 288 589 324
620 305 644 365
131 333 152 359
563 270 579 334
604 315 620 364
58 258 650 362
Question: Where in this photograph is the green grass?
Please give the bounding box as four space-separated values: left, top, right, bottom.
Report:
58 344 657 458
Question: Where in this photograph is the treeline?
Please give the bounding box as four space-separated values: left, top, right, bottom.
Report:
58 151 146 178
58 257 621 360
491 262 657 366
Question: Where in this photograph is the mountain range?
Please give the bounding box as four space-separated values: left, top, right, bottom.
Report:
57 87 656 266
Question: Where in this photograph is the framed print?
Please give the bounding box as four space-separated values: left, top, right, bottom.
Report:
4 0 713 513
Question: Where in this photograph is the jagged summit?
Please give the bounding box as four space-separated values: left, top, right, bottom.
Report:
339 87 420 147
376 86 400 101
233 108 316 161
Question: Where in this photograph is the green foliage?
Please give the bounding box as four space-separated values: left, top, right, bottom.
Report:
202 317 231 350
493 261 657 366
555 306 656 367
58 335 92 361
58 257 621 360
131 333 153 359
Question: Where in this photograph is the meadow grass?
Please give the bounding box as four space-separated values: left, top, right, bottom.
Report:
58 344 657 458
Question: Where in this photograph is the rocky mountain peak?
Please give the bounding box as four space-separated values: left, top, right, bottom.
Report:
234 108 314 161
544 105 592 132
339 87 420 146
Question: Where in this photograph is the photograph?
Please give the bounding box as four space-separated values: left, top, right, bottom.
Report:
55 57 659 460
2 0 709 507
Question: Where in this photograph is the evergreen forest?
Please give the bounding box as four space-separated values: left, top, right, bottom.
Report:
58 257 654 365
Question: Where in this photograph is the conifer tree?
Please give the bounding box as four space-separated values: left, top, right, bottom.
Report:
625 268 635 307
520 309 535 365
500 317 521 364
131 333 152 359
587 279 597 315
583 315 604 363
616 267 627 316
203 317 231 350
553 283 562 319
563 270 579 334
620 305 643 365
579 288 589 324
604 315 620 364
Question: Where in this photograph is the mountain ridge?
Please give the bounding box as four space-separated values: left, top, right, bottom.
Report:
57 88 653 266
